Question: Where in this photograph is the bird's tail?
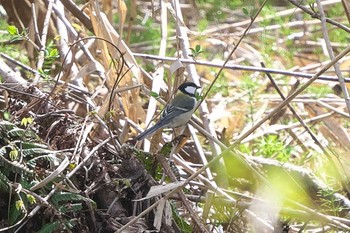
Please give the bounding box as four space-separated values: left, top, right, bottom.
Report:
135 124 161 141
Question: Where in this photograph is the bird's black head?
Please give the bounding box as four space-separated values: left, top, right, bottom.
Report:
178 82 201 97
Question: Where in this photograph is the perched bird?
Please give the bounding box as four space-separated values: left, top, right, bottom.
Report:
135 82 201 141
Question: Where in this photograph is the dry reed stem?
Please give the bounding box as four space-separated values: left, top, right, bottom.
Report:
33 0 53 83
133 53 350 82
316 0 350 115
1 0 350 231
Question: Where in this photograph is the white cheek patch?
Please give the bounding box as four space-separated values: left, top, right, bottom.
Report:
184 86 197 94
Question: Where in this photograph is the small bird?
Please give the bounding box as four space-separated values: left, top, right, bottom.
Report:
135 82 201 141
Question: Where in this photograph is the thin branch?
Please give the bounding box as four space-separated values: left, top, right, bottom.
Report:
60 0 93 31
231 44 350 149
171 0 223 164
140 0 169 152
52 2 95 62
177 44 350 230
240 112 334 144
0 58 46 100
200 0 350 35
33 0 54 83
31 3 41 45
288 0 350 33
342 0 350 24
261 62 328 152
315 0 350 115
133 53 350 83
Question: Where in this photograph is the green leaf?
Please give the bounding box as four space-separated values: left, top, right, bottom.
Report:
48 48 59 58
195 92 203 101
3 111 10 120
37 221 61 233
38 68 51 79
160 142 172 156
190 45 203 58
27 194 36 205
21 117 34 127
242 7 249 15
27 153 60 167
8 128 38 139
7 25 19 35
15 200 25 212
150 91 159 98
195 44 203 53
123 179 131 187
9 201 24 225
51 192 95 208
72 23 82 32
0 170 10 192
9 148 18 161
53 35 61 41
59 203 82 213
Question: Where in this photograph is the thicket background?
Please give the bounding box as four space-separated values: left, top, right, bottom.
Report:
0 0 350 232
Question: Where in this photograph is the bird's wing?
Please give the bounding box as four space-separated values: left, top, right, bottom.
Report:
135 104 191 140
161 104 188 119
135 95 196 140
158 97 195 126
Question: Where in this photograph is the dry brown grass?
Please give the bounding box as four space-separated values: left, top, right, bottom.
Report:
0 0 350 232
